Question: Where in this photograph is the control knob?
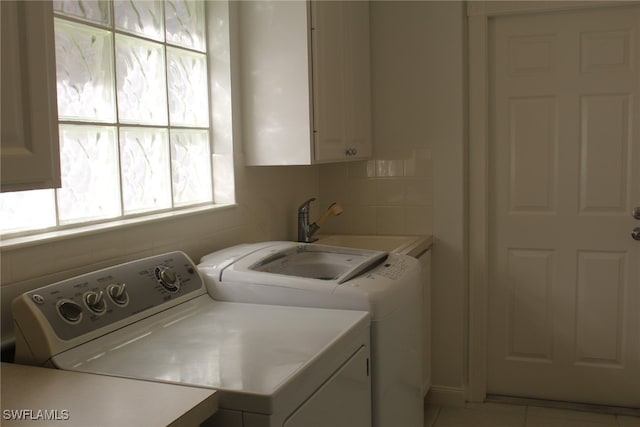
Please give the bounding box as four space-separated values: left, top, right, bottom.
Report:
107 283 129 306
155 266 181 292
57 300 83 323
84 290 106 314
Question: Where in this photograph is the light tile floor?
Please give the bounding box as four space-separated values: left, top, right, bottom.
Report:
424 403 640 427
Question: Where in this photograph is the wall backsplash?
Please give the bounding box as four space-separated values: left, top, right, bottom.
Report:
319 148 433 236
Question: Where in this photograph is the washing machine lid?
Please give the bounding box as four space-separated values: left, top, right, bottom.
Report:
52 295 369 416
218 242 388 289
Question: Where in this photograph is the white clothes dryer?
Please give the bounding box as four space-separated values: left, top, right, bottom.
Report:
198 242 423 427
12 252 371 427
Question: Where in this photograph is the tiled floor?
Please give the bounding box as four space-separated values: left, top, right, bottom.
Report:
424 403 640 427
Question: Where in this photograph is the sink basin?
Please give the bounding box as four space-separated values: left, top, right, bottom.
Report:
316 234 432 257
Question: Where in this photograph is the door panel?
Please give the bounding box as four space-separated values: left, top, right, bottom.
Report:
575 251 626 366
580 94 631 212
488 4 640 407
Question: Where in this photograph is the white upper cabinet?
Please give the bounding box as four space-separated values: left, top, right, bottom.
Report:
1 1 60 192
239 1 372 166
312 1 372 163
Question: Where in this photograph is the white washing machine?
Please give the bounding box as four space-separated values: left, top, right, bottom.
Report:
12 252 371 427
198 242 423 427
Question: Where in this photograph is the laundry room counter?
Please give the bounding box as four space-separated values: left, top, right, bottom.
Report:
1 362 218 426
316 233 432 257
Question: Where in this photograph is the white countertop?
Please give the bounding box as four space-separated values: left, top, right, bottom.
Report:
316 234 432 257
1 362 218 426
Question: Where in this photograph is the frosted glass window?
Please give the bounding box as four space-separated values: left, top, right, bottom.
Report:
165 0 205 51
57 126 121 224
120 128 171 214
171 130 212 206
55 20 116 122
168 48 209 126
115 0 164 42
53 0 111 26
0 190 56 234
116 35 168 125
1 1 220 238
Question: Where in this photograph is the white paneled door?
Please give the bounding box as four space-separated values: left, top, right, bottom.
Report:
488 5 640 407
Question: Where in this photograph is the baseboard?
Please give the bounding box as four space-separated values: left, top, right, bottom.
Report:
486 394 640 417
425 385 467 407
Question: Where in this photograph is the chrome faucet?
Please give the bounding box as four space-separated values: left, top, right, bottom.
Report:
297 198 343 243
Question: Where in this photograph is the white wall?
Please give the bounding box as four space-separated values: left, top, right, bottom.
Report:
423 1 468 394
320 0 468 395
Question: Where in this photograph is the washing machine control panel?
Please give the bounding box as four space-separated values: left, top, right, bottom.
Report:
363 255 413 281
18 252 204 341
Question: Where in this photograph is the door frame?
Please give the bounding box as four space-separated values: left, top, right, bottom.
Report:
466 0 637 402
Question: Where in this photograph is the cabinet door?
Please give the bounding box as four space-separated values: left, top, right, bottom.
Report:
311 0 347 162
344 1 372 160
1 1 60 192
312 1 372 163
239 1 314 166
284 346 371 427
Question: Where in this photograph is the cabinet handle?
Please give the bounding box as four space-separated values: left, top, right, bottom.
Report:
345 148 358 156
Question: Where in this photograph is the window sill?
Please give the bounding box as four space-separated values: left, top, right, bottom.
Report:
0 203 237 251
